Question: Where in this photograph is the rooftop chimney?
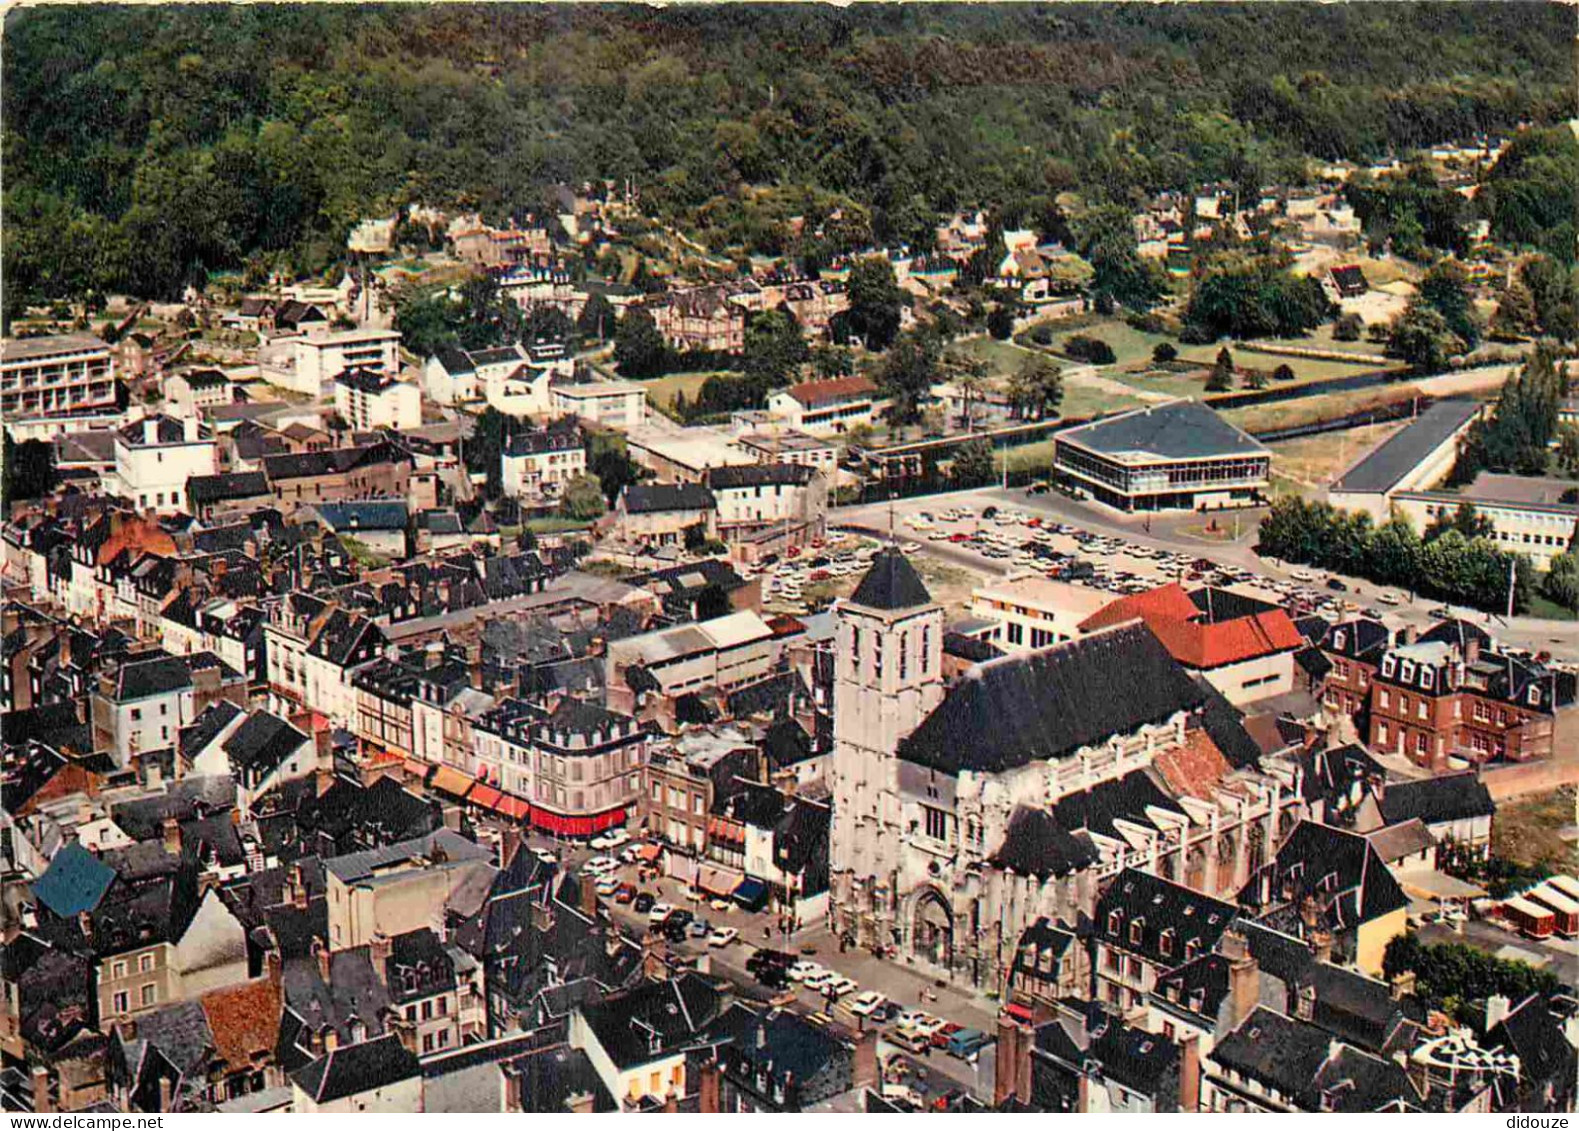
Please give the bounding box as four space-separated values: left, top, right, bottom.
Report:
1224 934 1261 1034
312 936 331 983
1485 993 1511 1031
162 815 182 855
143 419 158 445
1178 1033 1201 1112
1465 637 1481 666
698 1059 722 1114
369 932 392 985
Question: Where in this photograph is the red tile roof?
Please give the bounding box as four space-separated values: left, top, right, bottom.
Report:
202 978 282 1066
783 375 877 408
1080 583 1304 670
1153 728 1233 799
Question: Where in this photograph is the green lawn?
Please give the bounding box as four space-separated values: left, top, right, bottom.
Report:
524 516 594 534
1524 595 1579 622
639 370 730 412
1057 383 1146 420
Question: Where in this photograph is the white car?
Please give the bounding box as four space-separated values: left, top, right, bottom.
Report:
787 961 824 983
585 856 618 874
709 898 733 911
1376 591 1402 605
802 968 837 991
648 902 675 924
824 976 858 998
595 877 619 895
849 991 888 1017
707 927 738 947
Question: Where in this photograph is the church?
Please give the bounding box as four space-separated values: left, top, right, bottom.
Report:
828 548 1308 990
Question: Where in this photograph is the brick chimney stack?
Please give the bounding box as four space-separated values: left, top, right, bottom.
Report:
698 1058 722 1113
162 815 182 855
369 932 392 986
1221 929 1261 1033
1178 1033 1201 1112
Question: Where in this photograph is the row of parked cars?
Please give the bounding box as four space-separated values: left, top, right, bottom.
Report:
744 948 991 1060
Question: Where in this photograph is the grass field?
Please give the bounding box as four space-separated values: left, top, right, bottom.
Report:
1222 382 1431 435
1492 787 1577 870
1267 421 1407 487
639 371 729 412
1524 596 1579 622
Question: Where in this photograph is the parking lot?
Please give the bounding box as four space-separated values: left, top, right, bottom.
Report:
513 828 1000 1103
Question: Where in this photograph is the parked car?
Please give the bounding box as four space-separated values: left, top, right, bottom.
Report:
709 898 733 911
615 883 636 904
888 1027 932 1056
947 1029 993 1059
688 917 710 938
1325 578 1348 592
666 908 693 930
633 892 655 914
595 877 619 896
647 902 675 924
930 1022 964 1050
708 927 739 948
824 976 858 998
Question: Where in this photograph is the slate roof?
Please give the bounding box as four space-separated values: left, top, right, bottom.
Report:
1320 618 1392 663
500 1043 617 1113
1058 399 1267 461
115 653 193 700
1035 1004 1181 1099
704 463 816 490
1010 917 1079 993
620 483 717 514
223 711 310 778
849 547 932 611
1211 1007 1419 1112
504 428 582 457
1097 868 1239 967
176 691 244 760
1376 772 1495 829
899 624 1205 774
1487 994 1578 1109
1239 820 1408 937
989 805 1102 880
1332 399 1481 495
312 501 409 533
31 842 116 917
261 443 408 483
290 1034 420 1104
576 973 723 1069
187 472 270 508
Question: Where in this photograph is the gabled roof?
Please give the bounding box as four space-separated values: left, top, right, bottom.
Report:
201 977 283 1066
781 375 877 408
1211 1007 1419 1112
311 501 409 533
290 1034 420 1104
899 624 1205 775
1096 868 1239 965
1239 820 1408 935
704 463 815 490
223 711 310 778
1080 583 1304 670
1332 399 1481 495
1377 773 1495 827
620 483 716 515
849 547 932 611
32 842 116 917
115 653 194 701
988 807 1101 879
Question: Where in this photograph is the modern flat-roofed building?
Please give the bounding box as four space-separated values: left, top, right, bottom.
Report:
1 333 116 420
1327 399 1484 521
1053 399 1269 512
289 328 402 393
334 366 421 431
736 429 839 473
550 379 647 428
1391 472 1579 570
968 573 1110 652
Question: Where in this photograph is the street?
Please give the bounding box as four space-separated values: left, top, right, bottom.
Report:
524 831 1001 1101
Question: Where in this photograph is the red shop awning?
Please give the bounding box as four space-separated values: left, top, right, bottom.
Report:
468 784 503 810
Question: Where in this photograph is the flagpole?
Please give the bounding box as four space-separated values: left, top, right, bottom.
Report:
1506 557 1516 620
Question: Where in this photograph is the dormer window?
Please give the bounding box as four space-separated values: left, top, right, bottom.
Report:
1129 919 1144 946
1382 657 1396 678
1184 938 1201 962
1107 910 1123 936
1159 928 1176 958
1332 630 1346 651
1400 661 1416 683
1421 669 1434 691
1528 686 1541 706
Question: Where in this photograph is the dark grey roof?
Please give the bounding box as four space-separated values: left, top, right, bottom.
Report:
504 428 582 457
1096 868 1239 966
576 973 722 1069
312 501 409 532
1239 820 1408 935
621 483 716 514
1377 773 1495 827
290 1034 419 1104
899 624 1205 774
179 700 245 761
989 807 1100 880
850 547 931 611
1058 399 1266 460
1332 399 1481 494
1212 1007 1418 1112
115 654 194 700
432 347 475 376
704 463 815 490
223 711 310 778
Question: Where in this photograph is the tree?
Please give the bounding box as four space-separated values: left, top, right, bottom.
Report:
1388 302 1465 373
613 311 669 379
946 354 990 430
986 303 1016 340
1007 353 1063 420
874 328 940 424
1063 335 1116 365
1184 250 1334 340
1152 342 1178 364
844 256 905 350
810 344 854 379
1244 366 1268 390
1 435 58 502
1207 347 1235 392
1424 501 1494 544
578 292 616 341
950 437 995 485
1333 312 1363 341
1489 276 1538 340
587 427 642 505
742 309 808 388
559 474 607 520
1541 552 1579 613
1418 260 1479 348
1555 424 1579 478
466 407 515 499
1273 363 1296 381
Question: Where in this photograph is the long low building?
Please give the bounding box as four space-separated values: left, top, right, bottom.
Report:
1328 398 1485 521
1392 472 1579 570
1052 399 1269 512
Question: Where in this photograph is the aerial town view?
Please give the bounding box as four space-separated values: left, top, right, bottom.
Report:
2 2 1576 1118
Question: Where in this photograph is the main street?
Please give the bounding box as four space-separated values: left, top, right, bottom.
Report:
834 484 1579 663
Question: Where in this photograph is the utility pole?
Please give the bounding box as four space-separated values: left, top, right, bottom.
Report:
1506 557 1517 620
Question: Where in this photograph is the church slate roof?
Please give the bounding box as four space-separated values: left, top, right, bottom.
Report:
849 547 931 611
899 624 1205 774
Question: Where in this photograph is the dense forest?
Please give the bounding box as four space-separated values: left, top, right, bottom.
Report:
4 3 1571 314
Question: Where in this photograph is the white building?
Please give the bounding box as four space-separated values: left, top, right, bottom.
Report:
736 429 839 474
500 428 586 499
90 653 198 768
551 380 647 429
289 328 402 394
162 368 231 417
704 463 829 541
767 376 882 435
107 415 219 514
334 367 422 431
968 573 1111 652
0 333 116 421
